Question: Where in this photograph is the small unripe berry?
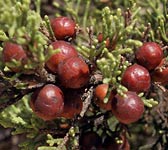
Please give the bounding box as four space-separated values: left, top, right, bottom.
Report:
94 84 114 111
30 84 64 121
97 33 110 48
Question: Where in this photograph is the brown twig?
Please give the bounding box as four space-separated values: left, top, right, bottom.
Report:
39 128 68 138
124 8 132 27
79 86 94 118
142 23 151 42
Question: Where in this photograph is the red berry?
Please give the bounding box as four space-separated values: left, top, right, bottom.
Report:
60 90 83 119
58 56 90 89
94 84 114 111
46 41 78 73
111 91 144 124
151 58 168 85
121 64 151 93
136 42 163 70
30 84 64 121
50 16 76 40
2 42 27 72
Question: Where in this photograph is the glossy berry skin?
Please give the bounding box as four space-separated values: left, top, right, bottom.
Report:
94 84 114 111
136 42 163 70
2 42 27 72
151 58 168 85
60 90 83 119
46 41 78 73
111 91 144 124
30 84 64 121
58 56 90 89
121 64 151 93
50 16 76 40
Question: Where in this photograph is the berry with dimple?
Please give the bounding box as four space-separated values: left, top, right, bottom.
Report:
121 64 151 93
50 16 76 40
58 56 90 89
136 42 163 70
30 84 64 121
94 84 114 111
151 58 168 85
60 90 83 119
111 91 144 124
45 41 78 73
2 42 27 72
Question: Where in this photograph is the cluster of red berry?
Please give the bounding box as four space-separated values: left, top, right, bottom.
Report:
2 16 166 124
2 15 167 149
2 17 89 121
94 41 165 125
31 17 90 121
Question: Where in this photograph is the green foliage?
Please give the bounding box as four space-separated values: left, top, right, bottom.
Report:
136 0 168 43
0 0 50 71
76 5 143 97
0 95 44 133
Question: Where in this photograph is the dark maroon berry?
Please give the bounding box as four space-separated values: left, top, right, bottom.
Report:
58 56 90 89
121 64 151 93
136 42 163 70
111 91 144 124
79 131 102 150
2 42 27 72
30 84 64 121
45 41 78 74
59 90 83 119
151 58 168 85
103 135 130 150
50 16 76 40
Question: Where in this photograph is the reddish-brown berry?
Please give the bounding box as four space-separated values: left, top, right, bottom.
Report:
30 84 64 121
111 91 144 124
79 131 102 150
151 58 168 85
46 41 78 73
121 64 151 93
58 56 90 89
50 16 76 40
136 42 163 70
94 84 114 111
2 42 27 72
